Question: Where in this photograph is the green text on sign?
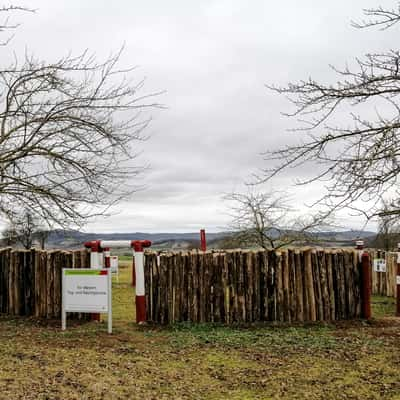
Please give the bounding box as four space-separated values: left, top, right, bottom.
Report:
64 270 105 276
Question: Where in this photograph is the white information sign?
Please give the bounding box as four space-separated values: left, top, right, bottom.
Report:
110 256 118 273
62 269 112 333
373 258 387 273
110 256 119 282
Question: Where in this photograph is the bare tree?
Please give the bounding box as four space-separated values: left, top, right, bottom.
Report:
263 2 400 221
0 49 161 228
372 199 400 250
34 229 49 250
0 5 161 229
224 191 326 249
2 209 33 248
1 224 17 246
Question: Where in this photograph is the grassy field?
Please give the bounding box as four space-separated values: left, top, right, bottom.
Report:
0 259 400 399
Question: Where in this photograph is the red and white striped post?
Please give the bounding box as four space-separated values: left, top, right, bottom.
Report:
200 229 206 252
87 240 103 321
132 240 152 324
88 240 103 269
104 247 111 269
396 243 400 317
355 240 364 261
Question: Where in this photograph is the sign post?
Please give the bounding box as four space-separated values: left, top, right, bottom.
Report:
62 269 112 334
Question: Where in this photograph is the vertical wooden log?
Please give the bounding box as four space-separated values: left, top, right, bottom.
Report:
193 252 200 323
0 249 4 313
267 250 277 321
326 251 336 320
227 251 236 323
352 250 362 318
149 253 157 322
205 252 214 322
344 250 355 319
223 252 230 324
318 250 330 321
294 250 304 322
161 253 169 324
53 252 63 318
253 251 261 322
221 252 229 324
287 249 296 322
275 251 284 322
244 251 253 323
187 252 193 323
334 251 343 319
33 250 40 317
331 251 340 320
212 253 221 323
236 251 245 323
339 250 348 319
46 251 54 319
198 251 206 323
304 249 316 322
233 251 240 322
24 250 33 316
154 253 162 323
181 253 189 321
175 253 181 322
0 249 5 313
9 251 16 315
167 255 174 323
260 250 269 321
17 251 25 315
144 252 151 321
281 250 290 322
311 250 323 321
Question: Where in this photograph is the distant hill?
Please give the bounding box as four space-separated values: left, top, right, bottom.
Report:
44 230 229 249
43 229 377 250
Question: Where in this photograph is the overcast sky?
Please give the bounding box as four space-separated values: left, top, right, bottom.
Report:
5 0 398 233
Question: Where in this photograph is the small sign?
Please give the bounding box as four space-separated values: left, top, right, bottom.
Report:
397 276 400 285
62 269 112 333
110 256 119 282
110 256 118 274
373 258 386 273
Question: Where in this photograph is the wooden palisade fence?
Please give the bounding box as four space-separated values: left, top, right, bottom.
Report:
0 248 90 318
144 248 364 324
371 250 397 298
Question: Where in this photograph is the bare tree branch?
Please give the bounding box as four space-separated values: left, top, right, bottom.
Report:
352 4 400 30
0 5 34 45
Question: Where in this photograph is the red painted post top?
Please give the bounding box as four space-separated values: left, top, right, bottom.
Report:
131 240 152 252
84 240 102 252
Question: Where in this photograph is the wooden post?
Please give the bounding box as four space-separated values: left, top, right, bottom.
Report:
200 229 206 252
361 252 372 319
396 243 400 317
304 249 316 321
